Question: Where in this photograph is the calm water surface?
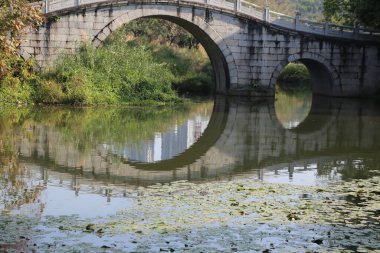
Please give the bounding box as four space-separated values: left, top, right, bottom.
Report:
1 94 380 217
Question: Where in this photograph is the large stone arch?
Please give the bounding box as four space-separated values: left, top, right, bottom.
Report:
269 52 341 96
91 7 238 93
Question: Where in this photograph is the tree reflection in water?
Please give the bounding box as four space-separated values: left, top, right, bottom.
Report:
0 108 44 215
275 86 312 129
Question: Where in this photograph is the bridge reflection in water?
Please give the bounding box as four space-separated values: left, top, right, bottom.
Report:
9 97 380 198
13 96 380 196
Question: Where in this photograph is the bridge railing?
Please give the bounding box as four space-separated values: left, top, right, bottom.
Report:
43 0 380 40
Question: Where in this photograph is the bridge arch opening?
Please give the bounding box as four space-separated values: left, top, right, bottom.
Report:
273 54 339 129
297 59 332 95
93 15 231 94
271 53 339 96
274 62 313 129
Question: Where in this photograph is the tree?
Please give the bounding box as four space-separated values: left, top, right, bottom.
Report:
247 0 324 20
120 19 199 49
0 0 44 80
323 0 380 28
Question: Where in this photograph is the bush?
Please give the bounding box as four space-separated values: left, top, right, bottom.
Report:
278 63 311 84
40 42 180 105
32 79 65 104
63 75 89 104
0 76 33 105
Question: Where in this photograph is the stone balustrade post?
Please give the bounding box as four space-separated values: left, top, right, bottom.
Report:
45 0 48 13
324 22 329 35
77 0 81 6
294 11 300 30
353 21 359 39
263 6 269 22
235 0 241 12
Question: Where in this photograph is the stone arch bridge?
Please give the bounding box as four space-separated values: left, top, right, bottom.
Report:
22 0 380 97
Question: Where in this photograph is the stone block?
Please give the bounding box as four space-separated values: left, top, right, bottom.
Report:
222 46 233 56
238 40 250 47
237 65 250 72
339 78 358 86
80 22 95 30
240 53 251 60
217 42 227 52
54 21 69 29
340 72 359 79
237 78 251 85
233 33 248 40
238 71 251 79
230 69 238 78
258 72 273 80
96 32 107 42
230 46 241 53
269 48 283 54
226 54 234 63
262 54 278 61
225 39 239 47
93 22 107 30
260 47 270 54
251 72 259 79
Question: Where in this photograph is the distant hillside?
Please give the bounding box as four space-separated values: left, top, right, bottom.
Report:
250 0 324 21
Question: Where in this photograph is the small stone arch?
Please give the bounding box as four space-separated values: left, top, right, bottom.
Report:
91 7 237 94
269 52 341 95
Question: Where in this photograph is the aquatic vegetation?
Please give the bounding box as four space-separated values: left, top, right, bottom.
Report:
1 176 378 252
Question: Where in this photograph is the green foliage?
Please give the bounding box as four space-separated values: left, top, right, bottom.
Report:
0 56 37 105
40 42 180 105
0 0 44 79
173 73 213 94
150 45 214 94
323 0 380 28
110 19 214 94
297 0 324 20
121 19 198 49
32 79 65 104
0 76 33 105
0 18 213 106
277 63 311 89
251 0 324 20
0 0 45 106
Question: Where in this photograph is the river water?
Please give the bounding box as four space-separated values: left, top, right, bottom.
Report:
0 93 380 252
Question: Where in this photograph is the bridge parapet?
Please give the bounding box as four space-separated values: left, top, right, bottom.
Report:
43 0 380 41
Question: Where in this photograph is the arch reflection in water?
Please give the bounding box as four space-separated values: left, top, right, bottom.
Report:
275 88 312 129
